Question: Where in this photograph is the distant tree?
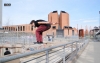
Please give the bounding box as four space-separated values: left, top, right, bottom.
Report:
5 18 11 26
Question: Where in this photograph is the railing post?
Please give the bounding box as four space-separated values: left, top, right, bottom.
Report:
76 41 78 52
63 46 66 63
3 31 4 44
45 50 49 63
71 43 73 52
17 26 18 44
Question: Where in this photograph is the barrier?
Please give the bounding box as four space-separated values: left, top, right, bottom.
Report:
0 38 89 63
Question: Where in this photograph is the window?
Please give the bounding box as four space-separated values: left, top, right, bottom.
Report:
52 26 56 29
31 26 33 31
23 26 25 31
21 26 22 31
64 26 68 29
68 29 69 35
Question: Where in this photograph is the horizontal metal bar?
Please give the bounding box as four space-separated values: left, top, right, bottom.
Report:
0 38 87 63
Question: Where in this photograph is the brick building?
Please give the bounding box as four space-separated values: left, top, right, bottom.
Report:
3 11 78 37
85 26 89 36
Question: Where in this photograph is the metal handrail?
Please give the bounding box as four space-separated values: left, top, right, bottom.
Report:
0 38 88 63
0 41 75 62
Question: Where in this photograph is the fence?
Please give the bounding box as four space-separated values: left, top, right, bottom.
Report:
94 31 100 41
0 31 36 45
0 31 79 45
0 38 89 63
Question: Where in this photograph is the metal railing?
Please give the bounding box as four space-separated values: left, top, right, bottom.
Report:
0 38 89 63
94 31 100 41
0 31 79 45
0 31 36 45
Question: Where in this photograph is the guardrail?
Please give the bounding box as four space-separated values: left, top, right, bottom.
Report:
94 32 100 41
0 38 89 63
0 31 36 45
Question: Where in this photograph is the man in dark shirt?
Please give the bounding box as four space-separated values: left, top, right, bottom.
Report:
30 19 58 44
4 48 11 55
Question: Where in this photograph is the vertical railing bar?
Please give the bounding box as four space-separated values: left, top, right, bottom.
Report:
63 45 66 63
71 43 73 52
45 50 49 63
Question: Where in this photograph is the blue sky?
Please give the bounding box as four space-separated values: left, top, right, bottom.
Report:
2 0 100 29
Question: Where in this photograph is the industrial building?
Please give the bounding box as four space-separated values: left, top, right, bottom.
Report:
3 11 78 37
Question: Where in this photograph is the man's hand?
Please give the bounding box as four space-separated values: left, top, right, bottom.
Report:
55 22 59 24
52 22 59 25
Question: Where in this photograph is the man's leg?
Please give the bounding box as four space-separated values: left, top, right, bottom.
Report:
36 25 50 43
39 32 43 43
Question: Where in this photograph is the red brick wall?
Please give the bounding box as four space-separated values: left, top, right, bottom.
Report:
59 11 69 29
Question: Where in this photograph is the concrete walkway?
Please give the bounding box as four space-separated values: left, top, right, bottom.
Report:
75 39 100 63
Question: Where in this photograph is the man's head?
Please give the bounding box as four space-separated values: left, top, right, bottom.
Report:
5 48 8 50
30 20 35 26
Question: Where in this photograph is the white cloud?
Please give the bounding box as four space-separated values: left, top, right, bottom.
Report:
83 20 98 23
71 19 84 22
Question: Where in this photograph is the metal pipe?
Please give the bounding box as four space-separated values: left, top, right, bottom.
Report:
71 43 73 52
0 41 78 63
45 50 49 63
63 46 65 63
0 38 88 63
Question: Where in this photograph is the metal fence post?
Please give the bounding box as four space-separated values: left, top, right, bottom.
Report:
76 41 78 52
71 43 73 52
3 31 4 44
17 26 18 44
45 50 49 63
63 46 66 63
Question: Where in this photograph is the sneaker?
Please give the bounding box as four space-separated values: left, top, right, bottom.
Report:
38 42 43 44
34 42 39 44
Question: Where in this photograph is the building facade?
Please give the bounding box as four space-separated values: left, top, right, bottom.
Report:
59 11 69 29
3 11 78 37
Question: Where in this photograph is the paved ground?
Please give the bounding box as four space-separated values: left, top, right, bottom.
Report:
75 39 100 63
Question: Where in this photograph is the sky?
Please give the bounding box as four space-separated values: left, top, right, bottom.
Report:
2 0 100 30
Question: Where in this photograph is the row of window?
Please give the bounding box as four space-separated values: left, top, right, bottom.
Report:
3 26 73 31
3 26 34 31
52 26 73 29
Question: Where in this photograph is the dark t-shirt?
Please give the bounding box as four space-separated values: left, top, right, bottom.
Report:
34 20 51 27
4 51 11 55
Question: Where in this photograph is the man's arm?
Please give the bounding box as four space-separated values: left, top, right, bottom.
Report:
38 21 58 25
38 22 50 24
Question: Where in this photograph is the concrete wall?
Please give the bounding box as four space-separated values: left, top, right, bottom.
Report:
69 29 72 37
73 27 78 35
64 29 68 37
64 28 73 37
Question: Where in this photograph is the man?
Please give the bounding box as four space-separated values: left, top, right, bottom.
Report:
4 48 11 55
30 19 58 44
